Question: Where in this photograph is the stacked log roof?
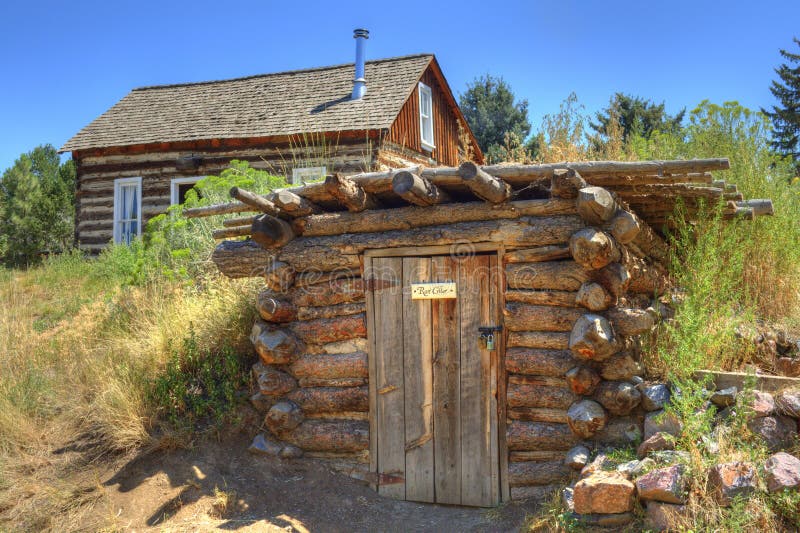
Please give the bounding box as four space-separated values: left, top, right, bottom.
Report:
189 158 773 251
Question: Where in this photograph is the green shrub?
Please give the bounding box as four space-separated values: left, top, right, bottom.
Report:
150 328 249 430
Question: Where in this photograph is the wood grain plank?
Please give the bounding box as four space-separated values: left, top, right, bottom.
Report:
373 257 406 499
487 253 501 504
402 257 435 502
432 255 461 504
365 257 379 491
459 254 492 506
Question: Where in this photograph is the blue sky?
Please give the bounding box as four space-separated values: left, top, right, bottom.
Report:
1 0 798 172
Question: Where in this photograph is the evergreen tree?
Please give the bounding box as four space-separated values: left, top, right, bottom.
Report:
0 145 75 265
459 75 531 162
590 93 685 142
762 37 800 168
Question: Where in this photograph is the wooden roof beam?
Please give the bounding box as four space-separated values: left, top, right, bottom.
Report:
271 190 323 217
458 162 511 203
391 171 451 206
230 187 287 218
324 173 380 212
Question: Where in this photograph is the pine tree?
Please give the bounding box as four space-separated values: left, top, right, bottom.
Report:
590 93 684 142
459 75 531 162
762 37 800 168
0 145 75 265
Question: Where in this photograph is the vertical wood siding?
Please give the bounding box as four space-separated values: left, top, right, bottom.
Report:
385 67 465 167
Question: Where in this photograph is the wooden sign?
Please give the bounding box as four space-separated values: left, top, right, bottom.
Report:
411 282 457 300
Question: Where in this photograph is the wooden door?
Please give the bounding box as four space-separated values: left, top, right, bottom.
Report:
366 252 501 507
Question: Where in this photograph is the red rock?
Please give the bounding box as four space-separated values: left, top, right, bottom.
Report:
645 502 687 532
775 357 800 377
707 462 758 506
764 452 800 493
747 415 797 452
637 432 675 459
775 389 800 418
635 465 688 504
573 471 635 515
747 390 775 418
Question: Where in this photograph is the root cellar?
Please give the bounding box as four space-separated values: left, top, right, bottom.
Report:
198 159 771 507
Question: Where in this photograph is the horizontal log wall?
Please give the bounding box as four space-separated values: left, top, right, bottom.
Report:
236 181 669 500
251 272 370 468
73 138 380 250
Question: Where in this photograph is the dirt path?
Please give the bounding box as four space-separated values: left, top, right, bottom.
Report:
101 432 536 532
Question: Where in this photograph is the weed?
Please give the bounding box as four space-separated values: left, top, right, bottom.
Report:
151 329 249 431
209 485 238 519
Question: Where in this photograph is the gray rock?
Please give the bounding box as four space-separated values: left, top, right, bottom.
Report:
279 444 304 459
645 502 687 531
641 384 671 412
716 405 737 422
562 485 575 511
710 386 738 407
616 460 643 479
565 445 591 470
635 464 689 504
248 433 283 456
701 434 720 455
764 452 800 493
631 457 657 477
708 462 758 506
775 388 800 418
747 415 797 452
644 410 683 440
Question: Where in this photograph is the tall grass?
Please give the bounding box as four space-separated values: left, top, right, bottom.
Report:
0 162 285 530
630 102 800 376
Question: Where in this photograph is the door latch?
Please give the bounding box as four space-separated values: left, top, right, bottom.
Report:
478 326 502 351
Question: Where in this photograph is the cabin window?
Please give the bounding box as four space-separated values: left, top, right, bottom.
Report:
292 166 327 185
171 177 203 205
418 82 435 151
113 177 142 244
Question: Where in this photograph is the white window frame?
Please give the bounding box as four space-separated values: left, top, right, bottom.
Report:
418 82 435 152
113 177 142 244
170 176 203 205
291 166 327 184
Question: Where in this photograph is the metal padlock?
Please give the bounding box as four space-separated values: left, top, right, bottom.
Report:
486 334 495 351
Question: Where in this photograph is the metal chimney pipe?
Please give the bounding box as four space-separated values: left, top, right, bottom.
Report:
352 28 369 100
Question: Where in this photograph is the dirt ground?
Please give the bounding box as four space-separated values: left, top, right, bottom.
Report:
97 430 536 532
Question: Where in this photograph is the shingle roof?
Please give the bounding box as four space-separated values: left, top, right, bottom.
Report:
60 54 434 152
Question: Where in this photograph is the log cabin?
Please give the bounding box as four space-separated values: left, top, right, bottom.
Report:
198 159 773 506
59 29 483 252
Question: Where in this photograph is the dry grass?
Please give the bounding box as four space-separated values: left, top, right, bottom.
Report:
0 254 260 531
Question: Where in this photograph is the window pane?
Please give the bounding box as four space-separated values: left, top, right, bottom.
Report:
116 180 140 243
